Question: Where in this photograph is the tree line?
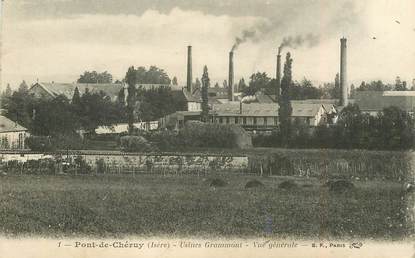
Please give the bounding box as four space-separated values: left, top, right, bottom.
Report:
254 104 415 150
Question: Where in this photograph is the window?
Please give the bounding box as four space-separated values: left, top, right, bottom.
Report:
264 117 268 126
253 117 257 125
235 117 239 124
226 117 230 124
243 117 247 125
219 117 223 124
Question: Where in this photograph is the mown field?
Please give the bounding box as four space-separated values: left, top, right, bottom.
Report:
0 173 413 240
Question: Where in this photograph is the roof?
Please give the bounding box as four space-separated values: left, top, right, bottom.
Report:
355 91 415 112
136 84 184 91
31 82 184 100
32 82 123 100
183 88 201 102
0 116 28 133
211 103 325 117
291 100 337 114
383 91 415 96
255 94 276 103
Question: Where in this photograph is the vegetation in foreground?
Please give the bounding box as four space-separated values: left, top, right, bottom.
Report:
0 174 413 239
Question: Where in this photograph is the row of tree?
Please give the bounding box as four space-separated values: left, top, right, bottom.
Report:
1 74 186 138
254 105 415 150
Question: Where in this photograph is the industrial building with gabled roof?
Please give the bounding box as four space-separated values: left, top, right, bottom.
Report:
354 90 415 115
159 102 333 132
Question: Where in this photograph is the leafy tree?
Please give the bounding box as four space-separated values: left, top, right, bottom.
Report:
144 66 171 84
18 80 29 93
223 80 228 88
375 106 414 149
72 87 81 105
4 84 12 97
31 95 79 136
3 89 36 130
194 78 201 92
394 77 407 91
117 88 126 106
243 72 271 96
1 84 12 109
357 80 392 91
238 78 247 93
214 82 220 88
201 66 210 122
77 71 113 83
125 66 138 133
278 52 293 146
172 76 178 85
290 78 323 100
135 87 186 121
333 104 371 148
350 84 356 98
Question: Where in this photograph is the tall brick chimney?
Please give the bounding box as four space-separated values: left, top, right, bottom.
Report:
340 38 348 106
228 51 234 101
186 45 192 93
276 51 282 95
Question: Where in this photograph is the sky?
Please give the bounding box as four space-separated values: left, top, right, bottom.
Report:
1 0 415 88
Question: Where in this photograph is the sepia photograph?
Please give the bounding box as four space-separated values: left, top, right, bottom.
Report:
0 0 414 257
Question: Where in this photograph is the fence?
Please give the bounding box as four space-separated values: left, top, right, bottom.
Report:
0 150 414 180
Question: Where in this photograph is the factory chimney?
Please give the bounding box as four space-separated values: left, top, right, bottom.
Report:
186 45 192 93
340 38 348 106
276 48 282 96
228 51 234 101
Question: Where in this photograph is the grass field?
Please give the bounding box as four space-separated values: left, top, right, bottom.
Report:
0 173 413 239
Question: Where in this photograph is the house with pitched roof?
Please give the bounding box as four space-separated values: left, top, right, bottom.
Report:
0 116 30 150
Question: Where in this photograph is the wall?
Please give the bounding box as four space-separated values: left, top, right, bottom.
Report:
187 102 201 111
1 150 413 180
0 131 30 150
28 84 54 100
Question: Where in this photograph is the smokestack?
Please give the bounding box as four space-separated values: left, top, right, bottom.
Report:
228 51 234 101
340 38 348 106
276 49 282 95
186 45 192 93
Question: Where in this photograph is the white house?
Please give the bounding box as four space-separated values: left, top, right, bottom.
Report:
0 116 30 150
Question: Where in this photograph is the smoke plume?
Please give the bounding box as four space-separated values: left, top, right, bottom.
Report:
278 34 320 54
231 29 257 52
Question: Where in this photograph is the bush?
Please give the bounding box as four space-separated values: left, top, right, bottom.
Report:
279 180 298 190
178 121 251 149
120 135 157 152
146 130 183 151
25 136 55 152
245 179 264 189
51 133 84 150
324 180 354 193
209 178 228 187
